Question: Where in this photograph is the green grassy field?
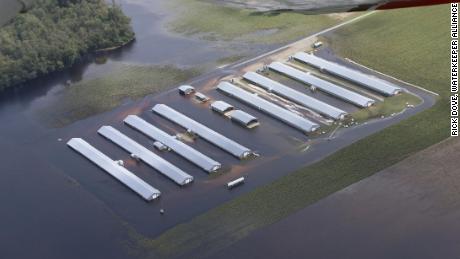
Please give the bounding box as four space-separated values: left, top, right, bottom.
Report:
168 0 358 44
139 5 450 259
352 92 422 122
37 64 200 127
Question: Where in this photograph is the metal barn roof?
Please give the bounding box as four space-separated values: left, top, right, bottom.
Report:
124 115 221 173
211 101 234 114
98 126 193 186
178 85 195 95
293 52 402 96
243 71 348 120
268 62 375 108
217 82 320 134
229 110 259 127
195 92 210 102
152 104 252 159
67 138 161 201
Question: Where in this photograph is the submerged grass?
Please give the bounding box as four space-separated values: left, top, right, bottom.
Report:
168 0 358 44
143 5 450 259
37 64 201 127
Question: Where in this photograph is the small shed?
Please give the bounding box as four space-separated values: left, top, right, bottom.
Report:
178 85 195 95
210 100 234 115
195 92 210 102
153 141 169 151
230 110 259 129
313 41 323 49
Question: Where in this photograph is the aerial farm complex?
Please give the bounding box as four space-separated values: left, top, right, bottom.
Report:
67 49 410 202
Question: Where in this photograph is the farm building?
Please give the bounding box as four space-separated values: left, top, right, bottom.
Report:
211 100 234 114
230 110 259 128
152 104 253 159
268 62 375 108
195 92 210 102
217 81 320 134
98 126 193 186
178 85 195 95
243 71 348 120
67 138 161 201
293 52 402 96
124 115 221 173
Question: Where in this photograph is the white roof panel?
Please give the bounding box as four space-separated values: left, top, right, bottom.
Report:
243 71 347 120
268 62 375 108
67 138 160 201
229 110 258 126
211 100 234 113
152 104 252 159
293 52 402 96
217 82 320 134
124 115 221 173
98 126 193 186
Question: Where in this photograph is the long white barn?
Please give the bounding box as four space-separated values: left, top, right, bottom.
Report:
152 104 253 159
98 126 193 186
67 138 161 201
268 62 375 108
293 52 402 96
124 115 221 173
243 71 348 120
217 81 320 134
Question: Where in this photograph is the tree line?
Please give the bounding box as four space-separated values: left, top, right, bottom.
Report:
0 0 134 90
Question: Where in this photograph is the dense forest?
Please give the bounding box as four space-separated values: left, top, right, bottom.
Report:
0 0 134 90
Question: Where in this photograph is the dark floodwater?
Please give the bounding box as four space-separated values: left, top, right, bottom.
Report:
0 1 438 258
0 0 269 257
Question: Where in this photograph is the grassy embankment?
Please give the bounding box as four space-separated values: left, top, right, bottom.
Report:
137 5 449 259
37 64 200 127
169 0 358 45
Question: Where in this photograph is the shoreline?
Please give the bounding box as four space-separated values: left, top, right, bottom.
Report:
0 36 136 94
94 36 136 53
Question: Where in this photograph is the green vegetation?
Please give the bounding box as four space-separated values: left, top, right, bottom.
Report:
141 5 450 258
352 93 422 122
0 0 134 90
37 64 201 127
168 0 357 44
216 54 247 66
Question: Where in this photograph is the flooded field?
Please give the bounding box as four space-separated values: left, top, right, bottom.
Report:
40 44 434 238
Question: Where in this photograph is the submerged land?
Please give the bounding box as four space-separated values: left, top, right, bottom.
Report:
0 1 453 259
146 4 449 258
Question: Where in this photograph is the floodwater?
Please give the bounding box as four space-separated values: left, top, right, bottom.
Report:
0 0 438 258
0 0 270 257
